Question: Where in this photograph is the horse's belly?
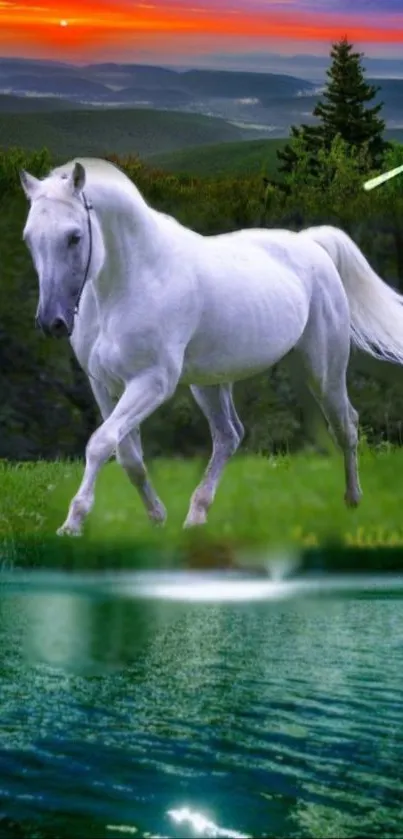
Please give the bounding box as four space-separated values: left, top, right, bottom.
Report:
181 346 288 386
181 330 300 384
182 282 308 384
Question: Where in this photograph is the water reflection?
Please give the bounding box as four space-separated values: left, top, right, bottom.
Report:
0 573 402 837
168 807 249 837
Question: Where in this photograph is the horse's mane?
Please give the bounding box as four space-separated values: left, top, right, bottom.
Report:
45 157 192 238
48 157 147 216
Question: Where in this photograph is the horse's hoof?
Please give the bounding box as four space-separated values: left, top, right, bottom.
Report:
149 504 167 527
344 490 362 508
183 512 208 528
56 524 82 537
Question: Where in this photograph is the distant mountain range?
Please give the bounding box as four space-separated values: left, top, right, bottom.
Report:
196 52 403 83
0 57 402 138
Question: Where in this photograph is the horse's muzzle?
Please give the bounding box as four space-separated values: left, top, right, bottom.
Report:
35 313 71 339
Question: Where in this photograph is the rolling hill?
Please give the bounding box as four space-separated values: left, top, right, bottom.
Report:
0 108 247 159
149 138 287 178
1 58 402 140
149 130 403 179
0 58 314 101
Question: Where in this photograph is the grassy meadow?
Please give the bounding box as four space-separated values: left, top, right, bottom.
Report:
2 442 403 568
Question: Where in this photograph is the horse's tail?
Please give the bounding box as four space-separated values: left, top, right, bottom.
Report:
300 224 403 364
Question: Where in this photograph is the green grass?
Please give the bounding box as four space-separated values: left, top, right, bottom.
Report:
2 446 403 566
0 108 244 159
148 137 287 178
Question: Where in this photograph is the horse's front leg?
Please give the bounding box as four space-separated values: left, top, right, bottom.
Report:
88 377 167 526
57 368 178 537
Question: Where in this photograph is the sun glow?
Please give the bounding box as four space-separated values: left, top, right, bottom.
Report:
0 0 402 60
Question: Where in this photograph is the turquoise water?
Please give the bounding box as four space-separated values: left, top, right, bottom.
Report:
0 571 402 838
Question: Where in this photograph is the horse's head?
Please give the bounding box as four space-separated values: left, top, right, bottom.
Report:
20 160 105 339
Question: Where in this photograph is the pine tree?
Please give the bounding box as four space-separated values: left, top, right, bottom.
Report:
277 37 389 176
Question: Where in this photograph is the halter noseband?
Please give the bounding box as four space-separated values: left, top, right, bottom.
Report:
74 191 94 316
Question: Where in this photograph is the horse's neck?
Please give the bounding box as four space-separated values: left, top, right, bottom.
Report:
92 185 158 309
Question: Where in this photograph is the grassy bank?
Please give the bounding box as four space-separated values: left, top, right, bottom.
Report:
1 445 403 558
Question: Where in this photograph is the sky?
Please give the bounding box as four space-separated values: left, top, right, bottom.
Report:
0 0 402 70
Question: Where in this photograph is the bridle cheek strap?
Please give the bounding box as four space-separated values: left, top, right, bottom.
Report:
74 191 93 316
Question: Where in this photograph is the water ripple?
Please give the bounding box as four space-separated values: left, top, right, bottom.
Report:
0 582 402 837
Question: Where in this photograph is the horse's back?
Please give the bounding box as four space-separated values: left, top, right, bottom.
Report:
234 226 350 319
232 227 334 280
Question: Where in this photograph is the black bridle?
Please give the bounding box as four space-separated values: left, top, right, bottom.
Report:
74 191 94 316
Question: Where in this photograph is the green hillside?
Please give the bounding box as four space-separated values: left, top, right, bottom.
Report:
0 101 400 175
150 130 403 178
0 107 244 159
149 137 287 178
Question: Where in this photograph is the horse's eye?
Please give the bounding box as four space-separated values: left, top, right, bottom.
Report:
68 233 81 246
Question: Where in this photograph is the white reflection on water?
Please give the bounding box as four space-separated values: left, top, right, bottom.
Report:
130 577 294 602
106 806 250 838
168 806 250 838
113 573 403 601
2 569 403 602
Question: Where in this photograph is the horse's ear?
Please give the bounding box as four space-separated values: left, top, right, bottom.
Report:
19 169 40 201
70 161 86 195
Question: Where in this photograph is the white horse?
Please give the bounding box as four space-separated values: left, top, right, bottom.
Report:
19 157 403 536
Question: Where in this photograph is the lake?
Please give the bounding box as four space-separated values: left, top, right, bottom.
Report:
0 568 402 838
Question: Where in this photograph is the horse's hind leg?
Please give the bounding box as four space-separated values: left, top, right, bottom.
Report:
116 429 167 525
320 381 361 507
184 383 244 527
294 299 362 508
226 383 245 441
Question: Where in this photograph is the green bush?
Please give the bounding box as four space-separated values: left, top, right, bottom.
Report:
0 146 52 194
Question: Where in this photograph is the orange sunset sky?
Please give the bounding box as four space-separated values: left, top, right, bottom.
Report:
0 0 402 67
